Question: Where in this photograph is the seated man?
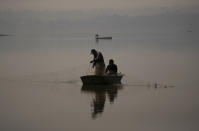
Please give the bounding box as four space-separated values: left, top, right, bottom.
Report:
105 59 118 75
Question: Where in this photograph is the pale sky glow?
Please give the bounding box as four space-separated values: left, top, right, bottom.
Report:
0 0 199 10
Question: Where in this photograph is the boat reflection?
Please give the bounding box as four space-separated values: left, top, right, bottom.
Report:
81 84 123 119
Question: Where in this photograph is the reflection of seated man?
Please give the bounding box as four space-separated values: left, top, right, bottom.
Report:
105 59 118 75
107 86 118 104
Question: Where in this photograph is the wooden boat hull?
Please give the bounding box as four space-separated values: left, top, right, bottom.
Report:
80 75 123 85
81 84 123 92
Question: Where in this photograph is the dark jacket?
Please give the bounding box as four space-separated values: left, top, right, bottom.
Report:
106 64 118 74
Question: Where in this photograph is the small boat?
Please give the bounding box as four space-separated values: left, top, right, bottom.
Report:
95 34 112 40
0 34 10 36
96 37 112 39
80 74 123 85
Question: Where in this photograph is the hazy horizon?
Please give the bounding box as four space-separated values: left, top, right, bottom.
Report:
0 5 199 16
1 0 199 11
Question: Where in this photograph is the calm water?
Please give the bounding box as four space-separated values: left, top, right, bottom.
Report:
0 31 199 131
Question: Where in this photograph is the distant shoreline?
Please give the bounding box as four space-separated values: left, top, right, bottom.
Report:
0 34 10 36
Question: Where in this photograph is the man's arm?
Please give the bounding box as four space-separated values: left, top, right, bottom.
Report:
105 65 109 73
90 59 97 68
92 60 96 68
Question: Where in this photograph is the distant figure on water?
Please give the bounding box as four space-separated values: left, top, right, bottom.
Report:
95 34 99 39
106 59 118 75
90 49 105 76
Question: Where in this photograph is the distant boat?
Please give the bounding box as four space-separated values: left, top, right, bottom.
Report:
80 75 123 85
186 30 192 33
95 34 112 40
0 34 10 36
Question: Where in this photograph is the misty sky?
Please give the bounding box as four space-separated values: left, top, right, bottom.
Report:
1 0 199 10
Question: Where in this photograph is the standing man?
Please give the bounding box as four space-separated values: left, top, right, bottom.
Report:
90 49 105 76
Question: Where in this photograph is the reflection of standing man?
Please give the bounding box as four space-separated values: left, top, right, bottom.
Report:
90 49 105 76
92 91 106 118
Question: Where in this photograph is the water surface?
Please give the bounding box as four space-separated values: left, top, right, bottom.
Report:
0 31 199 131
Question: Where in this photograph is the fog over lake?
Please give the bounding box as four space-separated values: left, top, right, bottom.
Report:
0 8 199 131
